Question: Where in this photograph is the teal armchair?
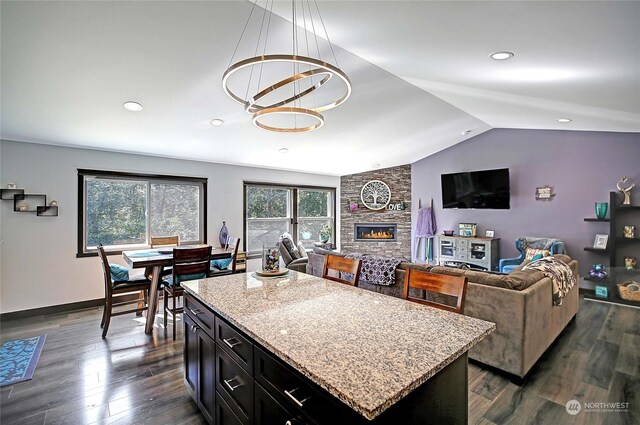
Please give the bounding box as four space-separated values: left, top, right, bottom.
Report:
499 237 565 273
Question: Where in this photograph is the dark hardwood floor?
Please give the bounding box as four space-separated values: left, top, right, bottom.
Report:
1 294 638 424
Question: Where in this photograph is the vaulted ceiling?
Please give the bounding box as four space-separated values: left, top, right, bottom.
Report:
2 1 638 175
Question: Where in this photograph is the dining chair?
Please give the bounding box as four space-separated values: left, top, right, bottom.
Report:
163 246 212 340
403 269 468 314
209 237 241 277
322 254 363 287
145 235 180 278
97 244 152 338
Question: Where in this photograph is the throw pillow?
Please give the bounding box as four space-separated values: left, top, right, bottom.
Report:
281 236 301 259
211 256 234 270
525 247 550 261
297 241 308 258
109 264 129 282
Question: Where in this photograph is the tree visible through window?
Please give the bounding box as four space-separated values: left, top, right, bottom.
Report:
79 170 206 254
244 184 335 255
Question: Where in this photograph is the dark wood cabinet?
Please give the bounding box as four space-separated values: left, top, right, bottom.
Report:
184 292 468 425
255 383 308 425
184 310 216 424
217 391 244 425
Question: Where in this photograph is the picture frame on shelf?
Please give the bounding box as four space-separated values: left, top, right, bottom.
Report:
593 234 609 249
485 230 495 238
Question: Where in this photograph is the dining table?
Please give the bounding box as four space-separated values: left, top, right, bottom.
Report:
122 244 235 334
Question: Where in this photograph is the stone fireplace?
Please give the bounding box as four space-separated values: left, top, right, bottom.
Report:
340 164 411 259
354 223 397 242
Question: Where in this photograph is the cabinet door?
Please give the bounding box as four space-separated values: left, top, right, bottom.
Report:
255 383 308 425
198 329 216 424
183 313 199 396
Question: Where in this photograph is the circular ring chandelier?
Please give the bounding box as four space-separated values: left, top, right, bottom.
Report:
222 0 351 133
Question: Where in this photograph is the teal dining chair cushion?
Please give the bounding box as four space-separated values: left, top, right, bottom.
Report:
164 273 207 286
211 256 233 270
109 264 130 282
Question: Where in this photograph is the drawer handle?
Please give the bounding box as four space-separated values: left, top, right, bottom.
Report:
188 308 203 316
223 337 241 349
284 388 309 408
190 324 199 333
223 377 242 392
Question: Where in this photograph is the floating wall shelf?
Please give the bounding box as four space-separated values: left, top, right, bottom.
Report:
1 187 59 217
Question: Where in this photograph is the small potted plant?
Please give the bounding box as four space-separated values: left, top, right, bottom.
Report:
319 224 332 243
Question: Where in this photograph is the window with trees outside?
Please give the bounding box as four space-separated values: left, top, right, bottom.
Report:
78 170 207 256
244 183 336 256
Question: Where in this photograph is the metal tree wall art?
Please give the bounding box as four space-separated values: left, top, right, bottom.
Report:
360 180 391 210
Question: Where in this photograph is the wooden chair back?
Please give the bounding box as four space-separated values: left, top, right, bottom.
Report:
151 235 180 247
171 246 212 285
322 255 362 287
403 269 468 314
226 237 241 273
97 244 113 296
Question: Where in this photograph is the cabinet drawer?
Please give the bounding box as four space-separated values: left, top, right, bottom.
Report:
455 252 468 260
216 346 254 424
185 294 214 338
216 391 244 425
216 316 253 373
254 346 354 425
255 383 309 425
457 239 469 247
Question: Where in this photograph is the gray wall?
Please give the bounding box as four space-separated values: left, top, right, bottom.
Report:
0 140 339 313
411 129 640 278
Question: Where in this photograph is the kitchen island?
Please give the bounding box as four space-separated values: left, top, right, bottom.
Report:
182 270 494 424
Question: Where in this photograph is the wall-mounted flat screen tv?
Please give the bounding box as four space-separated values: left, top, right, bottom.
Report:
441 168 510 209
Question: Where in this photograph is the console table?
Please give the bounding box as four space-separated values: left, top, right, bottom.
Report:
436 235 500 271
182 271 494 424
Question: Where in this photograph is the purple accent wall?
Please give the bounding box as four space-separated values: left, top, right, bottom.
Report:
411 129 640 279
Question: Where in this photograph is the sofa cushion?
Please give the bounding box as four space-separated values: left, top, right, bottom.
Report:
430 266 515 289
297 241 308 258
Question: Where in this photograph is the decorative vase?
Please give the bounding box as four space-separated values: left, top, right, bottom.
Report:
219 221 228 247
262 245 280 272
595 202 608 219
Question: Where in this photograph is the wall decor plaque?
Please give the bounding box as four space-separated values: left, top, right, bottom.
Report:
535 185 556 201
360 180 391 210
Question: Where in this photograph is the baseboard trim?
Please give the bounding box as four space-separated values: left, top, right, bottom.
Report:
0 294 140 321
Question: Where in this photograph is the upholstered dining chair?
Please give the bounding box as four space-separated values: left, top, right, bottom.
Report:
403 269 468 314
209 237 241 277
97 244 151 338
163 246 211 340
322 254 363 287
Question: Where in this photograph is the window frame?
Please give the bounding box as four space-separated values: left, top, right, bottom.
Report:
243 181 336 258
77 169 207 257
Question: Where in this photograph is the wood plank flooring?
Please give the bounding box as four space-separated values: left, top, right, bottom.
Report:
1 294 638 424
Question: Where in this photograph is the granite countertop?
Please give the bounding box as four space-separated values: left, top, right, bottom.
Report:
183 271 495 420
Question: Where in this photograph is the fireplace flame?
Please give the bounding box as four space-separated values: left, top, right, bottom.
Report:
360 230 395 239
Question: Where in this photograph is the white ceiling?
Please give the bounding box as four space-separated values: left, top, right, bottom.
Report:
1 1 638 176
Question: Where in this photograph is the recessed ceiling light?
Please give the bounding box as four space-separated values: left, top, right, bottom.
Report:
278 148 289 154
490 51 514 60
123 101 143 112
210 118 224 126
372 163 381 169
557 118 572 123
461 130 472 135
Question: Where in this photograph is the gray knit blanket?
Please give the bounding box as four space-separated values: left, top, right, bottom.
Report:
345 254 402 286
522 256 576 306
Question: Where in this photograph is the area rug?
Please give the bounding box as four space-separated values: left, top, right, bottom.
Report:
0 335 47 387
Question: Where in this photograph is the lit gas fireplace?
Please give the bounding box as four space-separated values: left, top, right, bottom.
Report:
354 223 397 242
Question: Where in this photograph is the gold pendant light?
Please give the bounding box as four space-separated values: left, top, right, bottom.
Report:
222 0 351 133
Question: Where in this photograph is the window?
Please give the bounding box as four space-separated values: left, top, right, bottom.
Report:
244 183 335 256
78 170 207 256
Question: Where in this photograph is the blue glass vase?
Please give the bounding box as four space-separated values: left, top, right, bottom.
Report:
595 202 608 219
219 221 228 247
